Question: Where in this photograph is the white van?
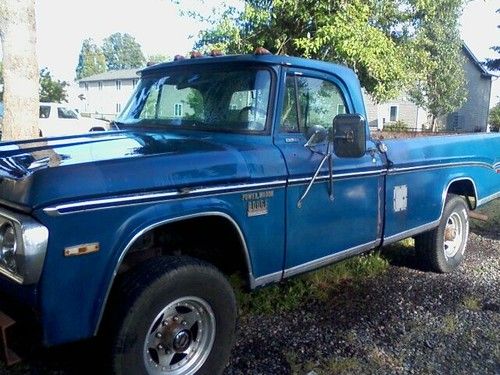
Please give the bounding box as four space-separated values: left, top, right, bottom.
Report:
39 103 110 137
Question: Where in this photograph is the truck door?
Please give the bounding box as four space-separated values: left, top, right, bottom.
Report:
273 68 385 277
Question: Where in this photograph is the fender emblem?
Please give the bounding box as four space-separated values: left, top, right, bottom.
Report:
242 190 273 217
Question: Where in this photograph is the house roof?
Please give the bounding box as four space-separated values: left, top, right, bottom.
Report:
462 44 493 78
78 68 140 83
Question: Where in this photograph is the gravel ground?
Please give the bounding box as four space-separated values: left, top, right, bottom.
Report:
225 230 499 375
0 227 498 375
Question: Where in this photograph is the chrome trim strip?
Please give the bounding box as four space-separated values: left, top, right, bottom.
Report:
283 240 380 278
251 271 283 288
94 211 252 335
289 169 385 184
388 161 495 174
44 180 287 216
477 191 500 207
382 220 440 246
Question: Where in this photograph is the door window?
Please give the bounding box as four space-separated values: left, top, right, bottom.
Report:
39 105 51 118
280 75 347 133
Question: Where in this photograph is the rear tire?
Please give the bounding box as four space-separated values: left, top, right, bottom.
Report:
415 194 469 273
109 256 236 375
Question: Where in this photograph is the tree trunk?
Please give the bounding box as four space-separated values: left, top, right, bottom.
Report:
0 0 39 141
431 115 437 132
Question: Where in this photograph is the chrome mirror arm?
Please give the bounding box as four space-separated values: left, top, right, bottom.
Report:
297 141 334 208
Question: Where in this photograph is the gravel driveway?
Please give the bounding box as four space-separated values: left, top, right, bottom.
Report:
1 230 498 375
226 231 499 375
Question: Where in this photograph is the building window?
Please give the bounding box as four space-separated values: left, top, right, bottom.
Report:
98 82 103 91
389 105 398 122
174 103 183 117
337 104 346 115
132 79 138 88
84 83 88 91
116 103 121 113
116 80 122 90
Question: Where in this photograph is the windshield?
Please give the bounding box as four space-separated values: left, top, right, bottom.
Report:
117 66 272 133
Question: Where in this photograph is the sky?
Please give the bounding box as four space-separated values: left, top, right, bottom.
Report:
30 0 499 106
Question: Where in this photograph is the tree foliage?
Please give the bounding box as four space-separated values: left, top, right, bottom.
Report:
187 0 467 118
39 68 68 103
484 8 500 71
408 0 467 131
489 103 500 132
147 54 170 65
102 33 146 70
75 38 107 80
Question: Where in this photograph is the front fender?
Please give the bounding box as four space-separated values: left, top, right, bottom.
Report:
33 196 256 346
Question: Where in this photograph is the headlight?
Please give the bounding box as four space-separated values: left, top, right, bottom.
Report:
0 209 49 284
0 223 18 273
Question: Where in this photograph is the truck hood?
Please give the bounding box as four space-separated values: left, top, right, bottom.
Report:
0 131 250 210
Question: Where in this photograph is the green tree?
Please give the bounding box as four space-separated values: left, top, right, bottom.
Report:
102 33 146 70
489 103 500 132
187 0 466 109
75 38 107 80
39 68 68 103
484 9 499 71
147 54 170 65
408 0 467 131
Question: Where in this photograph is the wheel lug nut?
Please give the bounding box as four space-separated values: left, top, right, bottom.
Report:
182 321 187 326
173 316 179 322
162 320 168 326
156 332 162 338
157 344 164 350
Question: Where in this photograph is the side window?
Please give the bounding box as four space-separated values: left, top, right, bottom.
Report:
39 105 51 119
57 107 78 119
280 75 347 133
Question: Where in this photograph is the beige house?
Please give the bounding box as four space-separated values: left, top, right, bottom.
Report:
78 69 140 120
365 44 494 132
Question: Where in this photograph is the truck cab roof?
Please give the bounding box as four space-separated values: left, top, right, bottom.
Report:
141 53 356 79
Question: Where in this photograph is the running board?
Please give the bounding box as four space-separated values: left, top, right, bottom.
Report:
0 311 21 366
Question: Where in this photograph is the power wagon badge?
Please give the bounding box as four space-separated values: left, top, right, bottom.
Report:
242 190 274 217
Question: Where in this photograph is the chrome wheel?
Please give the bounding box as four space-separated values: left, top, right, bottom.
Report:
143 296 216 375
443 212 464 259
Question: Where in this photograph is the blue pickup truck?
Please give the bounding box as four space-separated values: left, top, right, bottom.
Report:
0 52 498 374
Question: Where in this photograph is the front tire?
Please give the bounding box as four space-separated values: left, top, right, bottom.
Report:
110 256 236 375
415 194 469 273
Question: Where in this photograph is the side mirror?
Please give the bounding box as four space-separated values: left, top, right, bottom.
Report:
332 114 366 158
304 125 328 148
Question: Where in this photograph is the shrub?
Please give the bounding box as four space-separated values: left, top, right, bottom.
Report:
384 120 409 132
489 103 500 132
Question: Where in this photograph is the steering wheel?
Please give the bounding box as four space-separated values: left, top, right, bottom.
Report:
237 106 267 122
